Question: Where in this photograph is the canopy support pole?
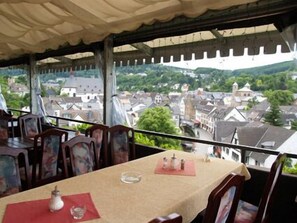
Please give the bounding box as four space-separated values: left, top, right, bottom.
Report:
102 36 114 126
29 55 38 114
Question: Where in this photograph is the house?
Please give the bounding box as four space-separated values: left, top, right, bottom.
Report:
214 121 249 159
60 72 102 102
7 78 29 97
60 97 83 110
59 110 102 127
195 103 216 132
184 95 202 121
246 99 270 122
230 123 297 168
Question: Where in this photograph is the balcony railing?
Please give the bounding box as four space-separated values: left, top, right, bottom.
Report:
9 108 297 162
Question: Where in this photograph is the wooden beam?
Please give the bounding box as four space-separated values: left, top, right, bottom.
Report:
53 56 73 64
131 43 153 56
210 29 224 41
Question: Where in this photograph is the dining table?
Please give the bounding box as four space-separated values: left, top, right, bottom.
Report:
0 137 35 151
0 150 251 223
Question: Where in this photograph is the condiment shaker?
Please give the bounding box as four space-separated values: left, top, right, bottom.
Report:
181 159 185 170
162 157 168 169
49 185 64 212
170 153 178 170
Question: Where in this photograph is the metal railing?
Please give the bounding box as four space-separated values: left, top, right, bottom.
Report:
9 108 297 162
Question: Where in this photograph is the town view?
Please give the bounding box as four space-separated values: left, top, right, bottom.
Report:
1 59 297 174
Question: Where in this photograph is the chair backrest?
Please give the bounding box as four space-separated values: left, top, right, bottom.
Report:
148 213 183 223
108 125 135 166
254 153 286 223
85 124 109 168
203 173 245 223
0 116 14 139
18 114 42 139
32 128 68 187
0 147 30 197
62 135 98 177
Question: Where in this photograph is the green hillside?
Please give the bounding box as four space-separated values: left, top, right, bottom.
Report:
231 60 296 75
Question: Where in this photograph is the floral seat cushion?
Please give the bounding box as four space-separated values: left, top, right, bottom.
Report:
0 155 21 197
234 200 258 223
72 142 94 175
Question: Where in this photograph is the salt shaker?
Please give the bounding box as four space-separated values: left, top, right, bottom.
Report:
49 185 64 212
170 153 178 170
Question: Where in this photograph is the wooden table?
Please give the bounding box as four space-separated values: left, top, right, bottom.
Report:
0 137 35 151
0 150 250 223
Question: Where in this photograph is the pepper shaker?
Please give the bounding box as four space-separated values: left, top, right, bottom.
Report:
180 159 185 170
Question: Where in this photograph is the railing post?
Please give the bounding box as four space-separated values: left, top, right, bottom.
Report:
56 117 59 127
241 149 246 163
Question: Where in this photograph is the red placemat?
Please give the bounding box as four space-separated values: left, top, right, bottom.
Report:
3 193 100 223
154 159 196 176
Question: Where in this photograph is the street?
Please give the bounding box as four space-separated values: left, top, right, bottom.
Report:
193 128 214 155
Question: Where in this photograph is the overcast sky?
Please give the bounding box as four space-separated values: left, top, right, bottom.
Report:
164 50 296 70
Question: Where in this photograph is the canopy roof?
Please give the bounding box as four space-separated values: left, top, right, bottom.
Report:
0 0 296 68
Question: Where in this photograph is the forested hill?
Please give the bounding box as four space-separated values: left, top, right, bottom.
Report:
115 60 296 76
194 60 296 75
116 60 297 93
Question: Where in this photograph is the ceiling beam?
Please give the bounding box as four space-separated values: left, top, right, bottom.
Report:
53 56 73 64
131 43 153 56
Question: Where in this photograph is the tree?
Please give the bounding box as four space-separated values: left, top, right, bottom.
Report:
136 106 181 150
264 101 283 126
264 90 294 105
245 97 259 110
291 120 297 131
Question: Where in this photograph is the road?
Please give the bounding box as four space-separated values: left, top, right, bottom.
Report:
193 128 214 155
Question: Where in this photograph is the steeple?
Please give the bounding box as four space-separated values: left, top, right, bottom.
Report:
232 82 238 96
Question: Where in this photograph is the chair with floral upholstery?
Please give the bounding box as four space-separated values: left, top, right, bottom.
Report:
108 125 135 166
62 135 98 177
195 173 245 223
148 213 183 223
18 114 42 139
85 124 109 168
234 153 286 223
31 128 68 187
0 147 31 197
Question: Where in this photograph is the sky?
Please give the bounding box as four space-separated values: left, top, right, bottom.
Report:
163 51 296 70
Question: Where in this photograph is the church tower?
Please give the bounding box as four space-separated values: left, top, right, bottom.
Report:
232 82 238 97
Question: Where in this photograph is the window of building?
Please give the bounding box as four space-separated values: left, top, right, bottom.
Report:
226 148 229 155
231 151 239 161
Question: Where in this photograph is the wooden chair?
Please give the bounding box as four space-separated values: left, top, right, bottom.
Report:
18 114 42 139
197 173 245 223
0 116 14 139
234 153 286 223
108 125 135 166
0 147 31 197
62 135 98 178
85 124 109 168
31 128 68 187
148 213 183 223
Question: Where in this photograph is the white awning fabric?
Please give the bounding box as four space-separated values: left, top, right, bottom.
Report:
0 0 258 61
